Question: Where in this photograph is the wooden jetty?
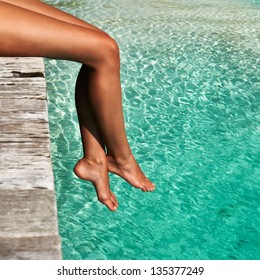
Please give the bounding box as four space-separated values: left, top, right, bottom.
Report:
0 57 62 259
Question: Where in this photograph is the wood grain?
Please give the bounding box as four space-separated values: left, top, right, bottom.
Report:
0 57 62 259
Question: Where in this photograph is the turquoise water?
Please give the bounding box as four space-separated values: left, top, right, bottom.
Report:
45 0 260 259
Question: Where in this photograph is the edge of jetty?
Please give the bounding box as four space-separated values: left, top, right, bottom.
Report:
0 57 62 259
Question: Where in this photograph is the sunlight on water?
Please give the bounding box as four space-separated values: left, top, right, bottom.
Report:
45 0 260 259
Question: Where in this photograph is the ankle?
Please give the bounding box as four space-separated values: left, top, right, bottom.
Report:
107 151 134 166
82 154 106 166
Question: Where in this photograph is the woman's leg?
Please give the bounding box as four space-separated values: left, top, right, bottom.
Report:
74 65 118 211
20 0 155 191
1 1 119 210
0 1 155 207
1 0 106 33
0 1 120 211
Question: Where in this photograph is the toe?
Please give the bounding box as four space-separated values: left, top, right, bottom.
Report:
104 198 118 211
111 191 119 209
144 179 156 192
98 192 118 211
140 183 149 192
108 202 118 211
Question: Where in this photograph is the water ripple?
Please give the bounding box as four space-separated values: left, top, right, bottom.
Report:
45 0 260 260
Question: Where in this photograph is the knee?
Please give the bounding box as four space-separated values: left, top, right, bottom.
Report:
105 36 119 56
95 35 120 70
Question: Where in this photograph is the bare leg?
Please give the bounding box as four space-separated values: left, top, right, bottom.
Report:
1 0 107 33
8 0 155 191
1 0 119 211
74 65 118 211
0 1 155 208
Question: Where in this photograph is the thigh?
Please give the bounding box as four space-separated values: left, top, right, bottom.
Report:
1 0 105 33
0 1 110 67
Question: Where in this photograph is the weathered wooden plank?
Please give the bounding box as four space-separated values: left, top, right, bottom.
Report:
0 120 50 142
0 88 46 100
0 141 50 154
0 57 61 259
0 79 45 103
0 236 61 260
0 98 47 112
0 189 58 236
0 57 46 101
0 97 48 127
0 158 54 190
1 106 49 139
0 57 45 74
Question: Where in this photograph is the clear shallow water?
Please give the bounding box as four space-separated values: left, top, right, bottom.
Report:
45 0 260 259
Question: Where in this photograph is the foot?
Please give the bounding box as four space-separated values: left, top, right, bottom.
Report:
106 154 155 192
74 157 118 211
